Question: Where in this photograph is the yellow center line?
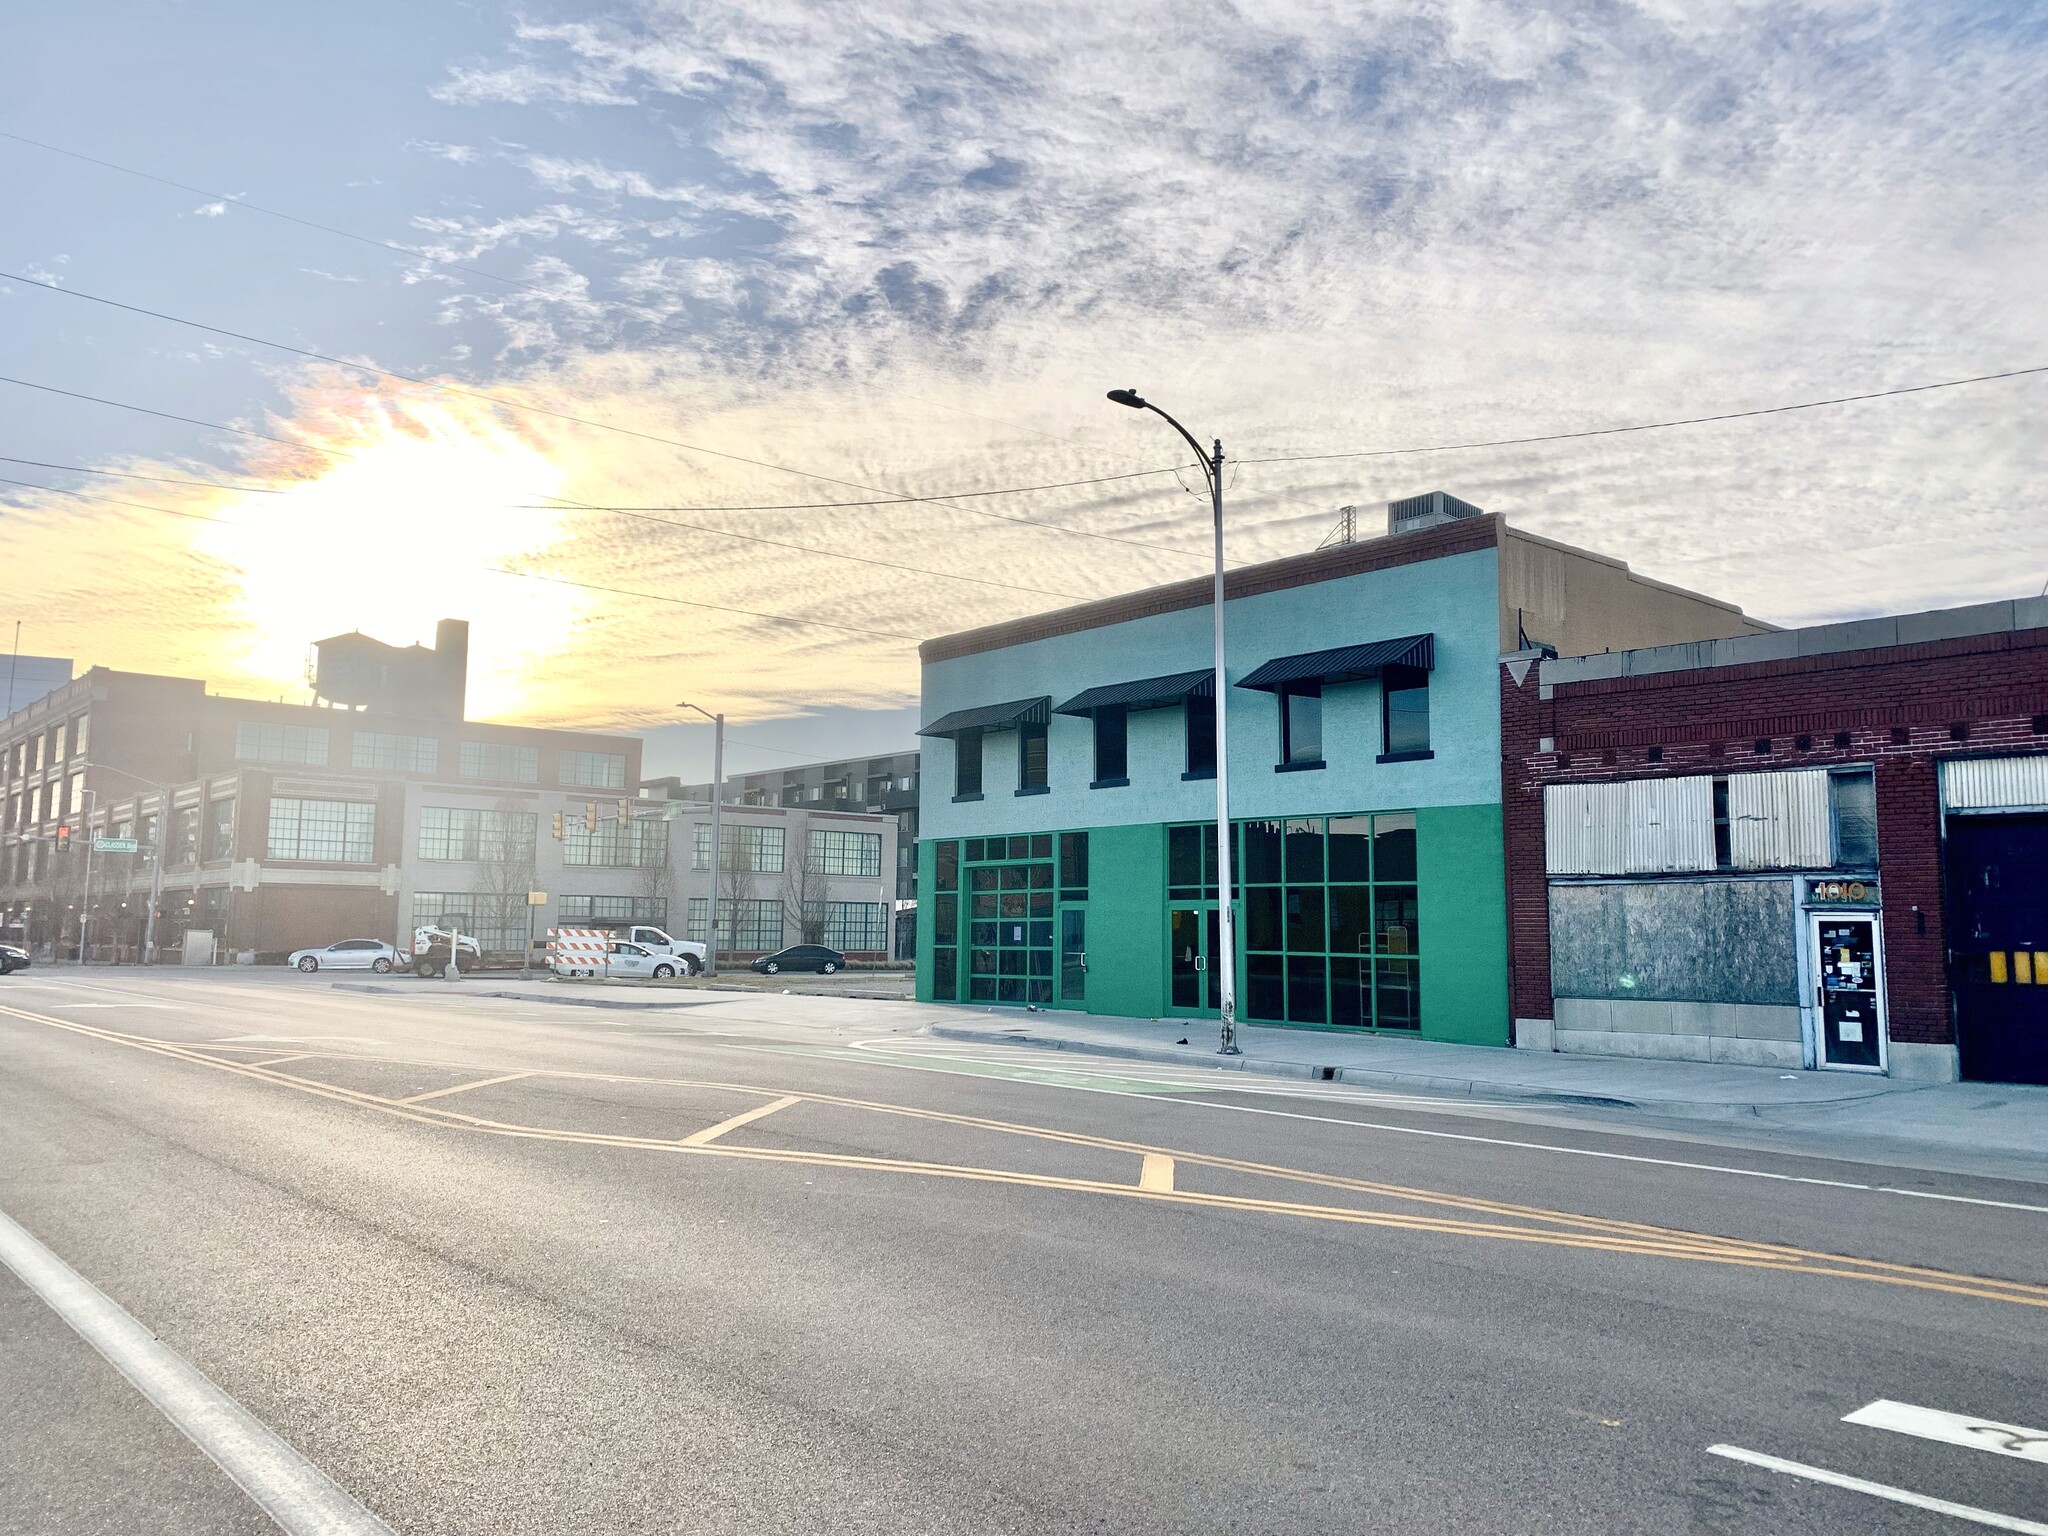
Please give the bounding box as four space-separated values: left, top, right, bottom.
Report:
682 1094 803 1146
401 1071 536 1105
1139 1153 1176 1193
4 1003 2043 1310
247 1052 315 1068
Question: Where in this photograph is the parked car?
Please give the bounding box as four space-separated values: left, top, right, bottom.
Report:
288 939 400 974
750 945 846 976
603 941 686 980
0 943 29 975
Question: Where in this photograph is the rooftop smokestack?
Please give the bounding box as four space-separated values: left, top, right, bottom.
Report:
435 619 469 721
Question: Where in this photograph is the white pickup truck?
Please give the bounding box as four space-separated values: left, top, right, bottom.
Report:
551 925 708 978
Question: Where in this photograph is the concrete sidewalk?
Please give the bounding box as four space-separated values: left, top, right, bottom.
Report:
927 1010 2048 1168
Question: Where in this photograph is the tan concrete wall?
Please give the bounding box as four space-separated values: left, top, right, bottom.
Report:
1501 530 1775 658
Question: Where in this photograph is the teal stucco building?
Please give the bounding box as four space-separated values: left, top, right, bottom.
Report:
914 502 1768 1044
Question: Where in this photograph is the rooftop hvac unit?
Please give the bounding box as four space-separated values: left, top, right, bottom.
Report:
1386 491 1484 537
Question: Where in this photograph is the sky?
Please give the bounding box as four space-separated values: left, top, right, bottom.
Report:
3 0 2045 782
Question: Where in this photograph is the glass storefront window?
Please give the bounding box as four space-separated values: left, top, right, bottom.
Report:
1233 812 1422 1032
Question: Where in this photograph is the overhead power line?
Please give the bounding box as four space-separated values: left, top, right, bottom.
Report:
0 128 599 314
0 473 921 642
1238 365 2048 467
0 374 313 449
0 268 1208 561
0 454 285 492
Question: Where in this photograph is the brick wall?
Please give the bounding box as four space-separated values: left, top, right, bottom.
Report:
1502 627 2048 1047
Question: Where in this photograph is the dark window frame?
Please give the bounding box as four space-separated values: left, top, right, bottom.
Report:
1278 682 1324 769
1379 664 1432 762
1016 720 1049 795
1184 691 1217 780
1092 705 1129 788
953 727 983 801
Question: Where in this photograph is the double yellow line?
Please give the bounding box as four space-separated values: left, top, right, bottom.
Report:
6 1001 2045 1310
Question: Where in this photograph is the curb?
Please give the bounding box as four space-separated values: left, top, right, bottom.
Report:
924 1025 1638 1109
329 982 703 1011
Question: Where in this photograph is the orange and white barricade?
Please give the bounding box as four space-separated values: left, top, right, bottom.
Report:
546 927 612 977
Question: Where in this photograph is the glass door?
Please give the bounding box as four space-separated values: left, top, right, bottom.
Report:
1059 908 1087 1006
1811 913 1886 1070
1168 905 1221 1014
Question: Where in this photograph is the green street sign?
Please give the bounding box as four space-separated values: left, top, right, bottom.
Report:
93 837 140 853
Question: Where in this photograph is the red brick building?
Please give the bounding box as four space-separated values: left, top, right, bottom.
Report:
1502 598 2048 1085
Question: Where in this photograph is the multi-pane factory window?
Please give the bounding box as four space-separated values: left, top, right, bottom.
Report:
821 902 887 952
808 828 882 877
266 798 375 863
418 807 538 864
560 750 627 789
235 722 329 766
353 732 440 773
459 740 540 783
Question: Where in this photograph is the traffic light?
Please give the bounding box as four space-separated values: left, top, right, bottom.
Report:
616 799 630 827
583 802 598 834
54 824 71 855
551 811 565 840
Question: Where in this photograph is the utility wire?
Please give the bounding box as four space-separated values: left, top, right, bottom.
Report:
0 474 920 643
0 375 310 450
0 268 1209 560
0 373 1103 602
0 454 285 492
1 368 1183 510
1238 364 2048 467
0 128 606 315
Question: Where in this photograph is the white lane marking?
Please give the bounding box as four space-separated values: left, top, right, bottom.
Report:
0 1207 396 1536
1879 1188 2048 1214
52 1002 188 1010
1707 1445 2048 1533
216 1035 388 1046
1133 1096 2048 1214
1845 1400 2048 1464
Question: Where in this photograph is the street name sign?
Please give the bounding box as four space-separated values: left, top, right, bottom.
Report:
93 837 140 854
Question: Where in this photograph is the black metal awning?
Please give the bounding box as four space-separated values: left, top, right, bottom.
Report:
916 696 1051 737
1236 633 1434 693
1052 669 1214 717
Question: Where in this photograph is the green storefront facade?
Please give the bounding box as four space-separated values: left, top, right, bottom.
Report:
917 804 1509 1044
914 517 1516 1044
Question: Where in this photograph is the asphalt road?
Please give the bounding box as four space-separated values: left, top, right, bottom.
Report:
2 969 2044 1535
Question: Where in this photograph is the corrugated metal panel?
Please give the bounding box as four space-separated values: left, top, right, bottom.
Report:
1942 755 2048 811
1545 778 1713 875
1728 769 1832 869
1546 783 1628 874
1624 776 1715 873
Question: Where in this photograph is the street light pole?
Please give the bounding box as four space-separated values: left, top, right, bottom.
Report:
84 763 175 966
1106 389 1240 1054
678 701 725 978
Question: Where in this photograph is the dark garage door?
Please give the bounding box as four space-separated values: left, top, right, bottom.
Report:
1946 813 2048 1085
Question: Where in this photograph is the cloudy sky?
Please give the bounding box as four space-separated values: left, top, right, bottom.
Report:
4 0 2045 780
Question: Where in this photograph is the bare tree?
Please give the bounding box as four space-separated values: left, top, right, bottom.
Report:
781 822 830 946
637 813 678 931
473 798 541 958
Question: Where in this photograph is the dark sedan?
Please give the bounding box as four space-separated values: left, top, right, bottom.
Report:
0 943 30 975
750 945 846 976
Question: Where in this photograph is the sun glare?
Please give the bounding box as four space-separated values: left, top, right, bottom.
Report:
197 399 585 720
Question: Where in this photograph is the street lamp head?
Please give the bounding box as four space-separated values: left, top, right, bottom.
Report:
1106 388 1147 410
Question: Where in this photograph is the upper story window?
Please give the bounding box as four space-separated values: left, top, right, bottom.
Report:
1279 683 1323 767
1184 692 1217 778
1017 721 1049 793
1092 706 1129 786
1381 665 1431 759
809 828 883 877
564 818 667 868
460 740 539 783
236 721 330 766
692 822 785 872
266 797 375 863
33 734 46 772
954 727 983 799
419 807 538 863
71 714 88 759
206 799 236 861
52 723 66 762
560 749 627 789
353 732 440 773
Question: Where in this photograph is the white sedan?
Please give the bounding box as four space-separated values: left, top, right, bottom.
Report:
289 939 400 974
604 941 685 980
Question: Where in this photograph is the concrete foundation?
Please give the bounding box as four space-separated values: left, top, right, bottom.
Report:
1887 1041 1962 1083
